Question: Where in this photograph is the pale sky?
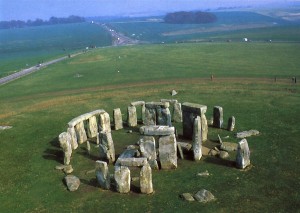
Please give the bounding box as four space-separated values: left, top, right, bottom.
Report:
0 0 297 21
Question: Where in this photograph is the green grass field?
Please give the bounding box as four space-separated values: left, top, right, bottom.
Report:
0 41 299 212
0 23 112 77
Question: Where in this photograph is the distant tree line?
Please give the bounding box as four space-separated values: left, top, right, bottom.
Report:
0 15 85 29
164 11 217 24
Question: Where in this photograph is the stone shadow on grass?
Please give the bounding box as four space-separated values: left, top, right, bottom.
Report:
204 156 235 168
43 137 63 163
80 178 98 188
76 146 99 161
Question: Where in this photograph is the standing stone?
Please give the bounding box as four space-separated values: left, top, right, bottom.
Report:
87 116 98 138
86 141 91 154
173 102 183 123
227 116 235 131
236 139 251 169
74 121 88 144
201 114 208 142
157 107 172 126
192 116 202 161
139 136 158 169
113 108 123 130
127 106 137 127
95 161 110 190
159 134 177 169
64 175 80 191
59 132 73 165
213 106 223 128
144 107 156 125
67 127 78 150
182 102 207 139
99 112 111 132
141 104 146 124
140 164 153 194
114 166 131 193
99 131 115 163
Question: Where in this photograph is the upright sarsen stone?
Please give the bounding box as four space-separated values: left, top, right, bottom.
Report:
227 116 235 131
95 161 110 190
144 107 156 125
192 116 202 161
87 116 98 138
99 131 115 164
99 112 111 132
157 107 172 127
139 136 158 169
58 132 72 165
127 106 137 127
113 108 123 130
159 134 177 169
140 164 153 194
213 106 223 128
201 114 208 142
74 121 87 144
114 166 131 193
173 102 183 123
236 139 250 169
67 127 78 150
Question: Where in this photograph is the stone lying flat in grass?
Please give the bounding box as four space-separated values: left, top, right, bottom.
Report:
194 189 215 203
64 175 80 192
181 193 195 201
197 171 210 177
235 130 259 138
177 142 192 151
219 151 229 159
220 142 238 152
0 126 12 130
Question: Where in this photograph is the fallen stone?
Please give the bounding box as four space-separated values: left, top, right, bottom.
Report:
116 157 148 167
140 164 153 194
177 143 184 159
95 161 110 190
194 189 215 203
197 171 210 177
181 193 195 202
202 146 211 156
64 175 80 192
227 116 235 131
208 149 219 156
140 125 175 136
213 106 223 128
236 139 251 169
235 130 260 138
177 142 192 152
0 126 12 130
114 166 131 193
160 99 178 104
219 151 229 159
131 177 140 182
127 130 133 133
63 165 74 174
220 142 238 152
118 146 140 159
130 101 145 106
218 134 223 144
171 89 178 96
55 164 67 170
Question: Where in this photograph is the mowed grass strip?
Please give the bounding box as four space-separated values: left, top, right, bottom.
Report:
0 43 299 212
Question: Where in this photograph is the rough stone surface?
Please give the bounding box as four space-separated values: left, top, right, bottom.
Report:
227 116 235 131
139 136 158 169
177 142 192 152
177 143 184 159
208 149 219 156
235 130 259 138
144 107 156 125
192 116 202 161
194 189 215 203
140 164 153 194
114 166 131 193
173 102 183 123
182 102 207 139
236 139 251 169
118 147 140 159
160 99 178 104
220 142 238 152
86 141 91 154
68 109 105 127
95 161 110 190
130 101 145 106
219 151 229 159
67 127 78 150
59 132 72 165
213 106 223 128
171 89 178 96
74 121 88 144
99 131 115 163
181 193 195 201
87 116 98 138
113 108 123 130
99 112 111 132
64 175 80 191
201 114 208 142
127 106 137 127
63 165 74 174
140 125 175 136
159 134 177 169
157 107 172 127
116 157 148 167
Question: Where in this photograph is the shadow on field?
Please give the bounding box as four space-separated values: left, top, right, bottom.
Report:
43 137 63 163
81 178 98 188
204 156 235 168
77 146 99 161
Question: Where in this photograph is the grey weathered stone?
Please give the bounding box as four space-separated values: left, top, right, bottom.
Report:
68 109 105 127
114 166 131 193
64 175 80 192
63 165 73 174
87 116 98 138
218 134 223 144
157 107 172 126
213 106 223 128
139 136 158 168
116 157 148 167
173 102 183 123
235 130 259 138
227 116 235 131
0 126 12 130
236 139 251 169
220 142 238 152
74 121 88 144
194 189 215 203
140 125 175 136
99 131 115 163
182 102 207 139
192 116 202 161
55 164 67 170
197 171 210 177
144 107 156 125
59 132 72 165
95 161 110 190
127 106 137 127
145 102 169 109
118 146 140 159
140 164 153 194
219 151 229 159
177 143 184 159
177 142 192 152
171 89 178 96
159 134 177 169
113 108 123 130
130 101 145 106
181 193 195 201
67 127 78 150
201 114 208 142
86 141 91 154
99 112 111 132
209 149 219 156
160 99 178 104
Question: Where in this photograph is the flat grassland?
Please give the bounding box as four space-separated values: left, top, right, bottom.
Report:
0 42 299 212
